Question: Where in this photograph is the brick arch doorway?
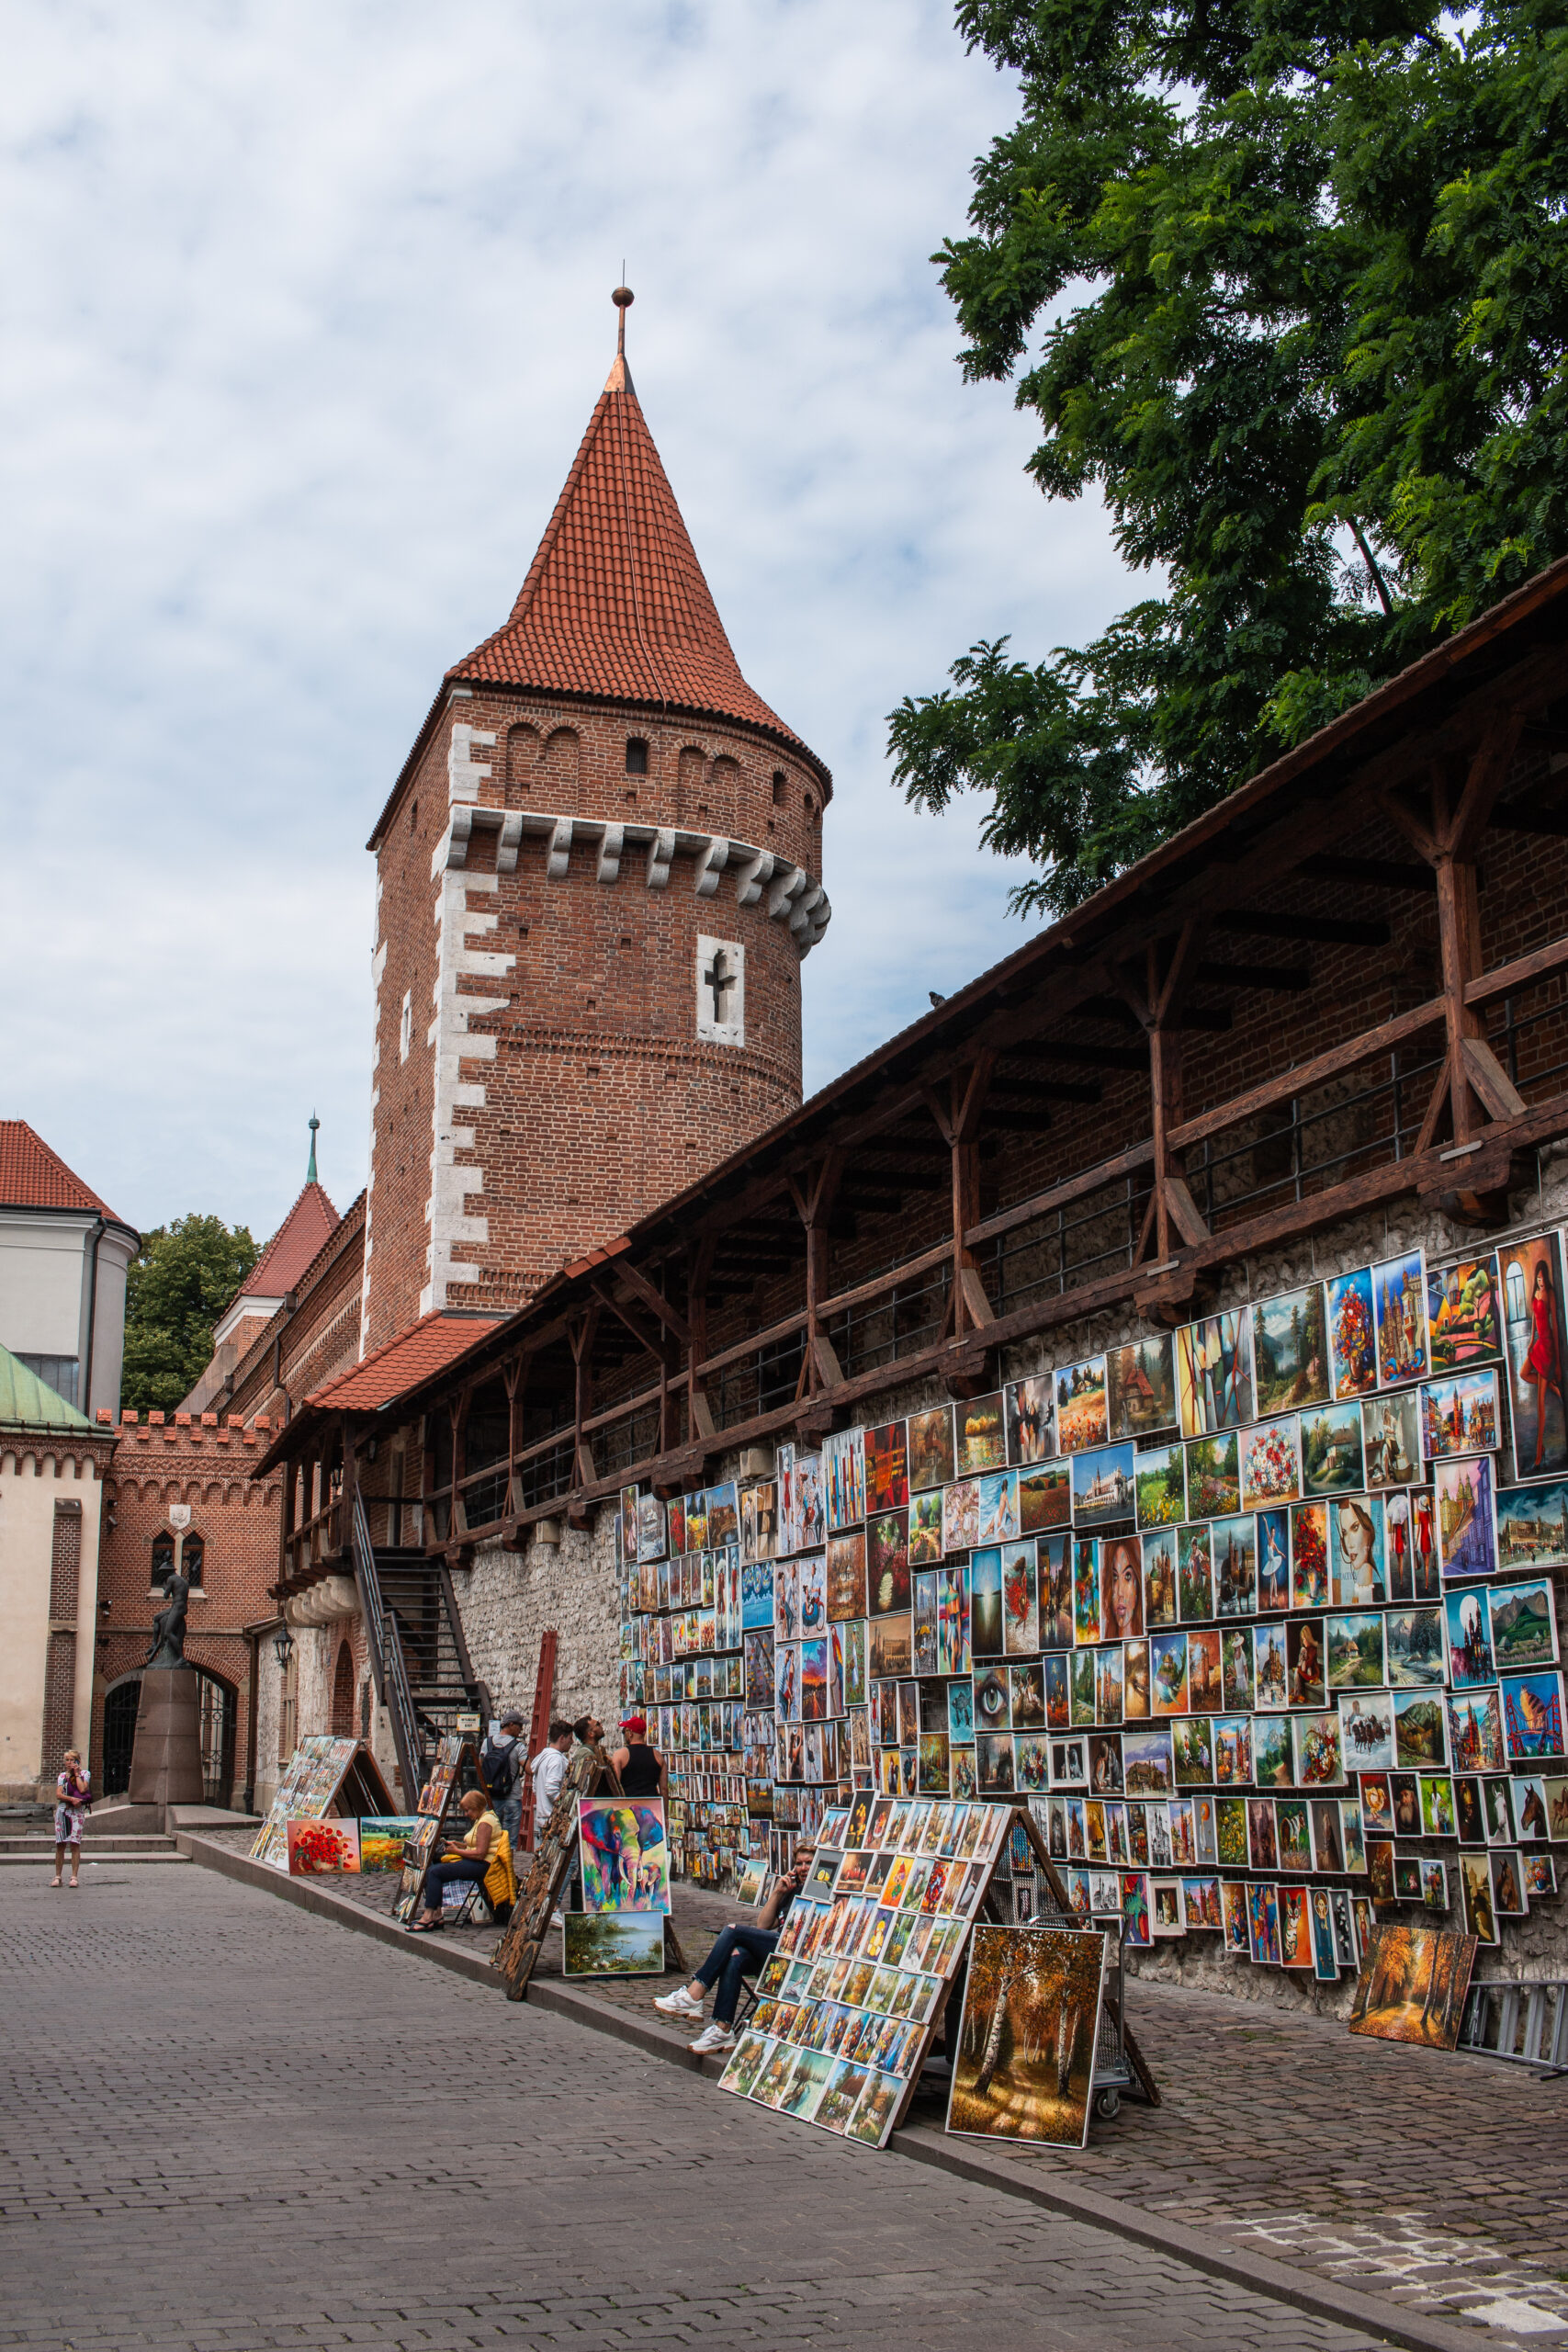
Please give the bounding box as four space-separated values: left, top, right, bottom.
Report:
331 1638 355 1738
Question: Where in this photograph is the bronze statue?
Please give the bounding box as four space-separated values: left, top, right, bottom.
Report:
145 1562 192 1666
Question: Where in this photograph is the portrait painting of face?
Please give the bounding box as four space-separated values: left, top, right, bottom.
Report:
1100 1537 1144 1640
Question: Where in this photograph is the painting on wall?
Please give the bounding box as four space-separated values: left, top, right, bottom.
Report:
1499 1234 1568 1483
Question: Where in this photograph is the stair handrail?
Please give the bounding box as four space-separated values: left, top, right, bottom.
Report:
350 1490 422 1803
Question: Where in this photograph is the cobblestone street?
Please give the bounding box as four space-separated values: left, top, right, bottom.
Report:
0 1861 1401 2352
204 1830 1568 2345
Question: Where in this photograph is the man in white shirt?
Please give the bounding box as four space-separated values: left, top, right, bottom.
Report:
531 1720 574 1835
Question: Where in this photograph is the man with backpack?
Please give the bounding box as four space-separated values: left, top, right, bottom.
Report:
480 1711 526 1859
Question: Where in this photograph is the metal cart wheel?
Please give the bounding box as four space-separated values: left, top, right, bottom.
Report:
1095 2087 1121 2120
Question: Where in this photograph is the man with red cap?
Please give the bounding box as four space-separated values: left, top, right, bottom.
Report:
609 1713 666 1799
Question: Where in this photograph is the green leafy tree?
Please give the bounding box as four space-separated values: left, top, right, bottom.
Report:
889 1 1568 915
120 1216 259 1415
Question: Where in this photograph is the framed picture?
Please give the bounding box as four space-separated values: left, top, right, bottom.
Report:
1107 1337 1179 1440
1499 1233 1568 1483
1176 1313 1254 1438
1055 1360 1109 1454
1251 1283 1329 1415
1372 1250 1430 1386
1427 1254 1503 1374
1420 1370 1500 1462
1326 1267 1378 1399
1240 1416 1303 1510
1005 1376 1055 1465
908 1406 955 1494
1436 1453 1498 1578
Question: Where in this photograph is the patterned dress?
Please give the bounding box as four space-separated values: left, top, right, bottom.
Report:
54 1769 91 1845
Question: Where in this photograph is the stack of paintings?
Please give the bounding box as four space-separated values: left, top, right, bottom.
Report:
716 1794 1010 2143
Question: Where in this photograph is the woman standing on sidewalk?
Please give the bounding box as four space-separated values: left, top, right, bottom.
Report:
52 1750 91 1888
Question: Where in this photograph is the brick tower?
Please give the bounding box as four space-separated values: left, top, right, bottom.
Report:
361 289 832 1351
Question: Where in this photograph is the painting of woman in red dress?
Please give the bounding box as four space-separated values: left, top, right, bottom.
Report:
1502 1237 1568 1480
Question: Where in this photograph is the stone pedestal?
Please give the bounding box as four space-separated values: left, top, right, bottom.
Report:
127 1664 206 1809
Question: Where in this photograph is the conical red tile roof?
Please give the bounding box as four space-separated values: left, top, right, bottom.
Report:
449 358 825 778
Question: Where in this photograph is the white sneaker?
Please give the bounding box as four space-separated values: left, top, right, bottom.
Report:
550 1911 565 1928
690 2021 736 2055
654 1985 705 2018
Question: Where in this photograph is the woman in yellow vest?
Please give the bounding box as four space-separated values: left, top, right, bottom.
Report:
409 1789 517 1929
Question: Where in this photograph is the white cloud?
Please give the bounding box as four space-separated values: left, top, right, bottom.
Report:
0 0 1127 1245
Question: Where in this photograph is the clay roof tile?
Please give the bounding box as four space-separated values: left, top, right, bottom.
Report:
448 361 824 776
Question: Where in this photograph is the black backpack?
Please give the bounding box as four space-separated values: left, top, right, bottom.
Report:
481 1736 519 1801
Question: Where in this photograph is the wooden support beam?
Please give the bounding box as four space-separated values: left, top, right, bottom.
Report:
611 1259 692 1351
1194 959 1312 994
1213 909 1391 947
1303 852 1436 893
942 1055 995 1337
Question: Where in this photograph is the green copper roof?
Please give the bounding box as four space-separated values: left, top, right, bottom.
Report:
0 1343 94 1430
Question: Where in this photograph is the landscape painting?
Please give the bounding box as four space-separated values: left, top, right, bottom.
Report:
1251 1283 1329 1415
1348 1924 1477 2049
562 1912 667 1978
946 1924 1108 2146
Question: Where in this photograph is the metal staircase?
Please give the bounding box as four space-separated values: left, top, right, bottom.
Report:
350 1498 491 1796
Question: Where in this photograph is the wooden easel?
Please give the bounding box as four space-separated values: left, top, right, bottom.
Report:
391 1735 492 1926
880 1800 1159 2136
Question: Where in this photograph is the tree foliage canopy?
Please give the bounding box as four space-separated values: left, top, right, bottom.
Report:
120 1215 259 1415
889 1 1568 915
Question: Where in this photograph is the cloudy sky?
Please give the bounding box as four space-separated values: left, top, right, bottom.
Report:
3 2 1126 1247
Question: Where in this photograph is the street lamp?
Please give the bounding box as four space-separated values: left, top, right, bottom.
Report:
273 1628 295 1669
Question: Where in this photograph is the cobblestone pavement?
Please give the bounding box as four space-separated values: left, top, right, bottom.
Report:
0 1865 1396 2352
186 1834 1568 2344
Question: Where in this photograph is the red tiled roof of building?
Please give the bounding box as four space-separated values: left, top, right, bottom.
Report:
242 1182 341 1300
449 356 825 778
0 1121 125 1223
305 1311 502 1414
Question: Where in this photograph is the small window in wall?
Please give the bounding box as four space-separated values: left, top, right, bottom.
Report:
16 1354 78 1408
399 989 412 1064
409 797 419 833
772 771 785 806
181 1534 205 1589
152 1533 175 1584
806 794 818 826
626 737 649 775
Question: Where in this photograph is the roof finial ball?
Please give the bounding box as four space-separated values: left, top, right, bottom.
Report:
613 282 633 357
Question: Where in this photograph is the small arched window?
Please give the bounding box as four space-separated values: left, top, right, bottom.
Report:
626 738 649 776
772 770 785 806
409 797 419 833
152 1533 175 1583
180 1533 204 1589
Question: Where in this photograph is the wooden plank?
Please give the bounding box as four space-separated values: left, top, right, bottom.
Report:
1168 998 1445 1153
1463 1035 1528 1122
1465 931 1568 1007
964 1137 1156 1250
494 1753 604 1999
611 1260 693 1350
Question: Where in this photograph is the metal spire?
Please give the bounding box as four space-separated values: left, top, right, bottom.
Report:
307 1112 320 1185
